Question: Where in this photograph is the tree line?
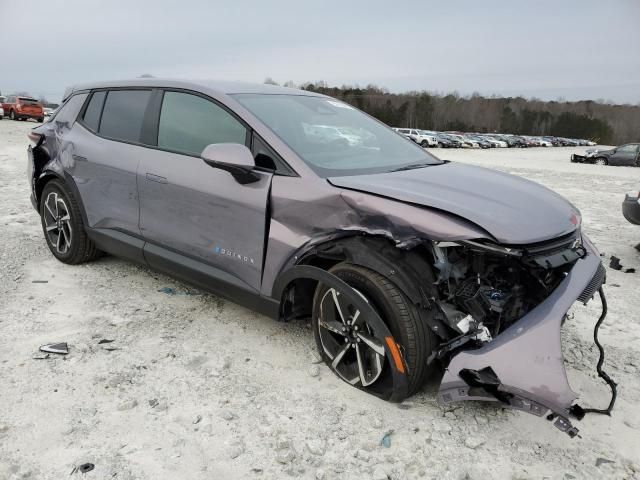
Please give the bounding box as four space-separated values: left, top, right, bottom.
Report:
267 79 639 145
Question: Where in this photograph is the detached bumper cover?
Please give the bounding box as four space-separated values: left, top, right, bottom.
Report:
438 240 605 437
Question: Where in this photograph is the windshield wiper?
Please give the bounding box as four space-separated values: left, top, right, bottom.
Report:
391 162 434 172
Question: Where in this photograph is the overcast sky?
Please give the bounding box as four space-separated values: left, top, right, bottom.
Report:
1 0 639 104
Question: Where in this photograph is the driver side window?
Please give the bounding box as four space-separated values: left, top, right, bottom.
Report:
617 144 637 153
158 91 247 157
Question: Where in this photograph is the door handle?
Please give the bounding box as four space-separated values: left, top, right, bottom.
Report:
145 173 168 184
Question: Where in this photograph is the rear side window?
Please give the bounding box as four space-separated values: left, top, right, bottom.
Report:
19 97 39 105
82 91 106 132
99 90 151 143
52 93 88 126
157 91 247 156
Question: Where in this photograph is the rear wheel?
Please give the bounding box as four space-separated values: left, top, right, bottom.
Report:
312 263 437 399
40 180 101 264
37 117 44 123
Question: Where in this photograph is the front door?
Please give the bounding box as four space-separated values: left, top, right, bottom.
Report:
138 90 272 291
609 144 639 166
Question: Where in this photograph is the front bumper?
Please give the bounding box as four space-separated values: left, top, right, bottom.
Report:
438 238 607 437
622 193 640 225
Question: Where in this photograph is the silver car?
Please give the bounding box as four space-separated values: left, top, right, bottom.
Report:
27 79 614 437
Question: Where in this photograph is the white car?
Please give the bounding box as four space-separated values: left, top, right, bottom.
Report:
449 134 479 148
306 125 361 145
481 136 508 148
394 128 438 147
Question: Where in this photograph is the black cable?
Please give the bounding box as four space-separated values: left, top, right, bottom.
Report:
580 287 617 416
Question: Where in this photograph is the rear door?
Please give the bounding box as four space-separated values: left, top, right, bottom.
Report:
68 89 152 238
138 90 273 291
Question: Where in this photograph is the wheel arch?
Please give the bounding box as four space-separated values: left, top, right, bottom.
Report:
273 234 450 338
35 171 90 225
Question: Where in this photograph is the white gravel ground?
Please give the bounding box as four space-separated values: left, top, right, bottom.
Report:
1 119 639 479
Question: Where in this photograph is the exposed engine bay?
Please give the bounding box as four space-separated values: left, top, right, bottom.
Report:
428 234 585 353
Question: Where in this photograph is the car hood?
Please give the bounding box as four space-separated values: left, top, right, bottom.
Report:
329 162 579 244
586 148 612 156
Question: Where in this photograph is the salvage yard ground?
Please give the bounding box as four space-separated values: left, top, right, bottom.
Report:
1 119 639 479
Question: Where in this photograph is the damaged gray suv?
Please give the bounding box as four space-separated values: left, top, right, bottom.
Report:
27 79 615 437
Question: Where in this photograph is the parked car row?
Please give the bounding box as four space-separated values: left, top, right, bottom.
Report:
1 95 45 122
392 128 596 149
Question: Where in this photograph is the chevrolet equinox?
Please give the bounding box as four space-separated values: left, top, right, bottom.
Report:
27 79 615 437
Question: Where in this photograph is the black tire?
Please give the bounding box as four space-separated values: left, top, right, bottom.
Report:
9 110 15 120
40 179 101 264
312 262 437 399
594 157 608 166
37 117 44 123
420 140 428 147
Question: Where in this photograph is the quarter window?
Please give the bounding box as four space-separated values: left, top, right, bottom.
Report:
82 91 106 132
157 91 247 156
99 90 151 143
53 93 88 127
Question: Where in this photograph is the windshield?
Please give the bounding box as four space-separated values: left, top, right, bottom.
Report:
233 94 442 177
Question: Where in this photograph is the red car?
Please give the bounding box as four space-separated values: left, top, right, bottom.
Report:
1 95 45 122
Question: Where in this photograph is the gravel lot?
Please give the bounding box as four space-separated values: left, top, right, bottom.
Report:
1 119 639 479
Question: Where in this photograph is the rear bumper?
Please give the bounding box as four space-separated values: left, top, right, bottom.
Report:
622 194 640 225
15 110 43 119
438 236 607 437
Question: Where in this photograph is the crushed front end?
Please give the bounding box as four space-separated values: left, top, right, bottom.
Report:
431 230 613 437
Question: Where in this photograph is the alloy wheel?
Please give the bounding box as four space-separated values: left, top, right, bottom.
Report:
595 158 607 166
43 192 73 254
317 287 386 387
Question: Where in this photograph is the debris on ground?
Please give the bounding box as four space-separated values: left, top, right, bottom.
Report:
157 287 200 295
70 462 95 474
31 280 48 284
609 256 636 273
97 339 114 344
39 342 68 355
595 457 615 467
380 430 393 448
609 256 623 270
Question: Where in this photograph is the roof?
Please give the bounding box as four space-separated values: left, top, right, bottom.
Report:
63 78 322 101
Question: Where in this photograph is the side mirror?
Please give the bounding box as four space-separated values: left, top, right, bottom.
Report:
200 143 260 184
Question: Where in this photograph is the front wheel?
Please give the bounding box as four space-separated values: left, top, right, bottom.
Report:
594 157 608 166
40 180 101 264
420 140 429 147
312 263 437 399
9 110 16 120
